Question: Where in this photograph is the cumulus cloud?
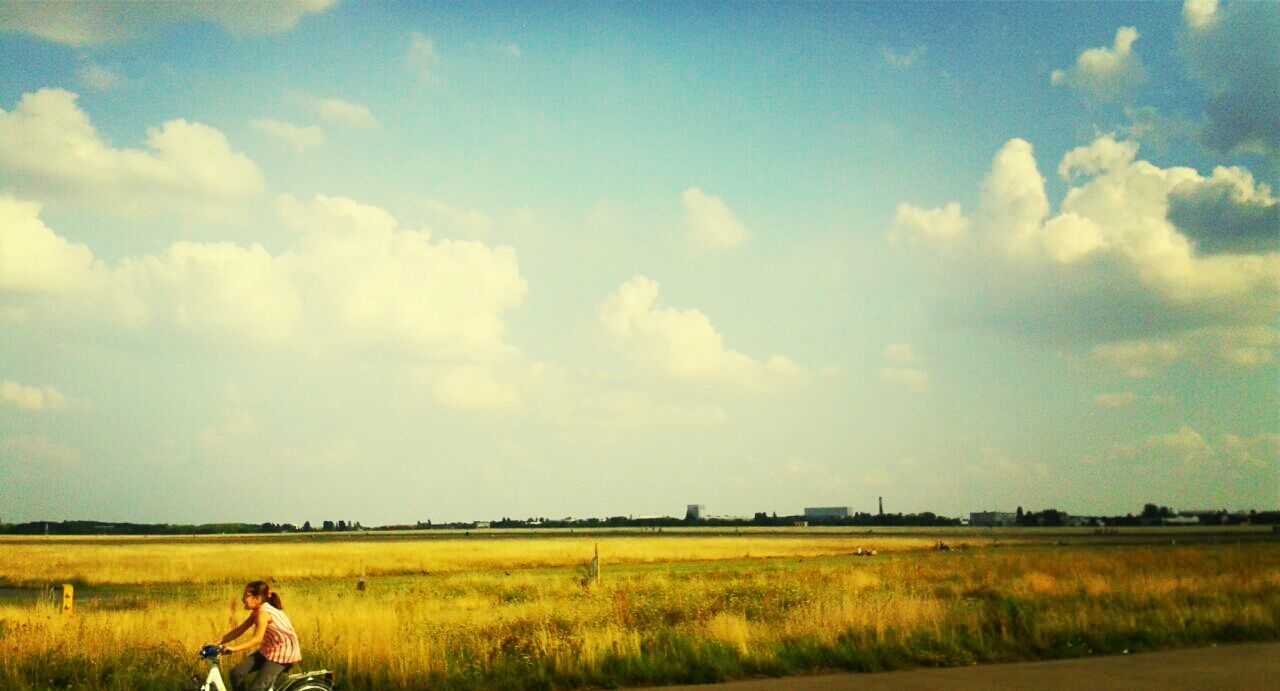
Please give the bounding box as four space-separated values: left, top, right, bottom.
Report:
882 45 925 69
1167 166 1277 254
428 366 521 411
421 199 493 239
889 202 969 248
884 343 921 365
0 89 263 219
493 42 521 57
891 135 1280 358
880 367 929 394
966 446 1049 480
311 97 379 129
1093 391 1137 409
1084 339 1184 379
881 343 928 393
0 380 91 412
196 409 258 454
250 118 325 153
0 0 335 46
406 31 439 82
1051 26 1146 102
0 196 100 294
555 390 728 431
682 188 750 250
1122 106 1200 156
0 193 528 362
1098 426 1278 472
0 434 82 470
1180 0 1280 161
600 276 805 388
76 62 125 92
1081 326 1277 376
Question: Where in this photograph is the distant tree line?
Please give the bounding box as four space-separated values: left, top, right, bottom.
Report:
3 505 1275 535
1009 504 1279 527
0 519 362 536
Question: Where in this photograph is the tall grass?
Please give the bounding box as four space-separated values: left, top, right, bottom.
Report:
0 535 945 587
0 538 1277 690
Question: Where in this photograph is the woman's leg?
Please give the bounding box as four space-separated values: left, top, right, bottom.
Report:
229 652 265 691
245 659 292 691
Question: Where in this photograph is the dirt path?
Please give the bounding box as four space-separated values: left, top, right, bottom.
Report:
649 641 1280 690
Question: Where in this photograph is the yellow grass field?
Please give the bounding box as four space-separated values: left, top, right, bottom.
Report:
1 530 1277 690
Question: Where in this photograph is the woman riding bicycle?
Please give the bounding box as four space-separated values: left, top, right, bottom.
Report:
210 581 303 691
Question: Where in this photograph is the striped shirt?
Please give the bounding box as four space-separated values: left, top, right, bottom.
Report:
258 602 302 664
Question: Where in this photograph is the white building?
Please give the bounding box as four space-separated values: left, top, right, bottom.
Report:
805 507 851 519
970 511 1017 527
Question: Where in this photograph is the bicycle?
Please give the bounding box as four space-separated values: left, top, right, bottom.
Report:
193 645 336 691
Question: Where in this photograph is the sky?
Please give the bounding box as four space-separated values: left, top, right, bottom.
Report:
0 0 1276 525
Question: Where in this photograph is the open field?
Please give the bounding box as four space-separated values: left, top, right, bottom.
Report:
1 528 1277 690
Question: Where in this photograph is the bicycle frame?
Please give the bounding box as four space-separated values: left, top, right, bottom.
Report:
194 647 335 691
196 656 228 691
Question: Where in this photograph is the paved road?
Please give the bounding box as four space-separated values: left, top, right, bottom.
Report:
651 642 1280 690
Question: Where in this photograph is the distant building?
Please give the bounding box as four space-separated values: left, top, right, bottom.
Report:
805 507 851 519
685 504 705 521
473 521 491 529
1162 516 1199 526
970 511 1017 527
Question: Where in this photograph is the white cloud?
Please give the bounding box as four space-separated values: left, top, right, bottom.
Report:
428 366 521 411
891 135 1280 351
1101 426 1278 471
1167 166 1277 254
407 31 439 82
0 196 100 295
1122 106 1199 155
600 276 806 388
884 342 920 365
882 45 925 69
1180 0 1280 160
0 434 82 471
881 344 927 392
682 188 750 250
197 409 258 454
0 194 529 362
1093 391 1137 409
275 194 527 362
312 97 380 129
555 390 728 431
889 202 969 247
493 42 522 57
76 62 124 92
966 446 1049 480
1051 26 1147 103
1085 339 1184 379
250 118 325 153
880 367 929 394
0 381 91 412
0 0 336 46
1081 326 1278 377
421 199 493 239
1183 0 1220 31
0 89 264 219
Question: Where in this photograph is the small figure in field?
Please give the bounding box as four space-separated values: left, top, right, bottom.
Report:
209 580 303 691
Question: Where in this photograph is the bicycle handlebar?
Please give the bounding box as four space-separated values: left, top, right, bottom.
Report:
199 645 226 659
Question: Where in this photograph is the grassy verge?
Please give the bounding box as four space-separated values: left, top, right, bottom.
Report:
0 540 1276 689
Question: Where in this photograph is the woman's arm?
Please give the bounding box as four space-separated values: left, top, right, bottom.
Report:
217 614 255 646
224 609 271 653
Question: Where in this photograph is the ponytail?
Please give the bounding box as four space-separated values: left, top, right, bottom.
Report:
244 580 284 610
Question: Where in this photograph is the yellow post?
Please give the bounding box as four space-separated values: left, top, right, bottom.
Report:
61 584 74 616
593 543 600 585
